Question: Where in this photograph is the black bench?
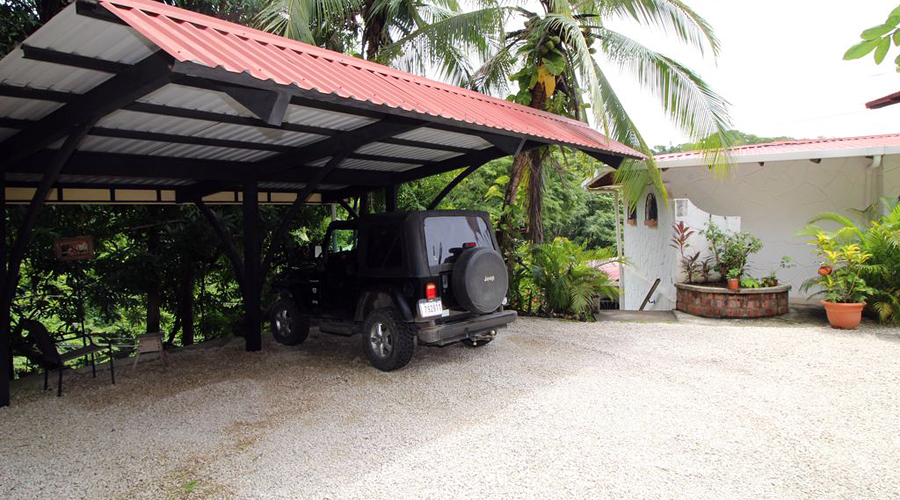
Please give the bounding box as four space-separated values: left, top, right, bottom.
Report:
21 319 115 397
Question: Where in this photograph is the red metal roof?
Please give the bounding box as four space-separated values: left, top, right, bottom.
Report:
655 132 900 163
97 0 642 160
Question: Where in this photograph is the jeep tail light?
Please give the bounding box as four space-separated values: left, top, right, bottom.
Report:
462 242 477 248
425 283 437 300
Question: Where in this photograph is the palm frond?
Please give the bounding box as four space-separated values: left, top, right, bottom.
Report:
603 0 721 57
379 7 505 82
598 27 732 175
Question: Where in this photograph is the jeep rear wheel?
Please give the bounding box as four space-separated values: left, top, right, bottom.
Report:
362 308 415 371
269 298 309 346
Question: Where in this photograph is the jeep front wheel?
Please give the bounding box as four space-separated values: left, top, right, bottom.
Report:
269 298 309 345
362 308 415 371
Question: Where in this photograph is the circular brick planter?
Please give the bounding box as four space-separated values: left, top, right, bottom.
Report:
675 283 790 318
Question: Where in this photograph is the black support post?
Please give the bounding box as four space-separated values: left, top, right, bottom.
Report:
0 124 92 407
427 163 483 210
385 184 398 212
242 182 262 352
0 177 8 408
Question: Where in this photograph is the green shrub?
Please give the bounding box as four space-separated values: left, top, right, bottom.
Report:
800 200 900 321
528 237 620 320
702 222 763 279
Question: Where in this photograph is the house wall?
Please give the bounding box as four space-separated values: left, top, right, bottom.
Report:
621 194 738 311
622 185 675 310
661 154 900 303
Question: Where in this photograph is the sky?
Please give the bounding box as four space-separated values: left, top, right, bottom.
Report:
601 1 900 148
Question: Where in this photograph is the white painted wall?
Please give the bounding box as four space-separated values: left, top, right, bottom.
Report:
622 185 674 310
621 195 739 311
672 199 741 283
662 154 900 303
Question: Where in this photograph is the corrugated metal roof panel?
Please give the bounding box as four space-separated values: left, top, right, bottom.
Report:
0 52 112 93
95 0 642 159
25 4 156 64
139 84 252 116
284 104 376 131
0 97 63 120
339 157 420 172
394 127 492 150
78 135 276 161
98 110 325 147
356 142 460 162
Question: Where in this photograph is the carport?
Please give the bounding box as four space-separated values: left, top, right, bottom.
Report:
0 0 642 406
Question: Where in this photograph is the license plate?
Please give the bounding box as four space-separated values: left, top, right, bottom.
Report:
417 299 443 318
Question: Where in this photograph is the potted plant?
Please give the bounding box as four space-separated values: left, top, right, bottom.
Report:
763 256 795 287
702 222 763 284
727 268 741 291
801 232 874 329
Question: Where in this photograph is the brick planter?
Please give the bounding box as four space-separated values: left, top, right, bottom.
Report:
675 283 790 318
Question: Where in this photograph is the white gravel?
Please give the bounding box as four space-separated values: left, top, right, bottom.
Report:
2 317 899 500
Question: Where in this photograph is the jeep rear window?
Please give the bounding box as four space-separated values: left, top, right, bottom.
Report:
423 216 493 265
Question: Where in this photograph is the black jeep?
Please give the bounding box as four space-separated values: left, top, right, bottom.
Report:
268 210 517 371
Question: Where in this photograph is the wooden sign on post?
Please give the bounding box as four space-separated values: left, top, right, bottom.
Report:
54 236 94 262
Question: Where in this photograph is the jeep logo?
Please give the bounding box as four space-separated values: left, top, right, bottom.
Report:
484 275 495 282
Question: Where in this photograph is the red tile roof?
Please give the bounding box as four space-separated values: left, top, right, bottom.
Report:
655 132 900 163
98 0 642 160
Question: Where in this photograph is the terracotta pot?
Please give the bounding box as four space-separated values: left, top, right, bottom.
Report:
727 278 739 291
818 266 832 276
822 300 865 329
644 220 658 227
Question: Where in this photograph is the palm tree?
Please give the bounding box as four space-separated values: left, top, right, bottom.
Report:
256 0 501 83
469 0 732 245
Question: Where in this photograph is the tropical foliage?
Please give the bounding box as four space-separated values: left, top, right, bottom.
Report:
799 234 874 305
799 200 900 322
701 222 763 280
670 221 699 283
527 237 619 320
843 5 900 71
475 0 732 247
257 0 501 83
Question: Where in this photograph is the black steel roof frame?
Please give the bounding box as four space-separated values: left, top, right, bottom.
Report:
0 2 631 407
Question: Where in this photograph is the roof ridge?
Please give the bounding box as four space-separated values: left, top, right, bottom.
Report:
101 0 599 133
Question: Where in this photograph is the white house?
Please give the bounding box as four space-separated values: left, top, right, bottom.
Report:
589 133 900 311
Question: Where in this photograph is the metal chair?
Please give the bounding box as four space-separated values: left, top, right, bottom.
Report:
22 319 116 397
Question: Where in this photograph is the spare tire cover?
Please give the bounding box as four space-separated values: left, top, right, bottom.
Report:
451 247 508 314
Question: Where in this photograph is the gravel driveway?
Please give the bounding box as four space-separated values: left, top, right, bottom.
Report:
1 317 899 499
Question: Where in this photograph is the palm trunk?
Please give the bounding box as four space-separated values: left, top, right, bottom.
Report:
362 0 385 61
526 148 545 244
497 81 549 273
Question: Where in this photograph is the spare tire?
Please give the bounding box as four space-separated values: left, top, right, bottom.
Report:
451 247 508 314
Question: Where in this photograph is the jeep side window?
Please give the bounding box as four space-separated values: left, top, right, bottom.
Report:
366 225 402 268
423 216 492 265
325 229 357 260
